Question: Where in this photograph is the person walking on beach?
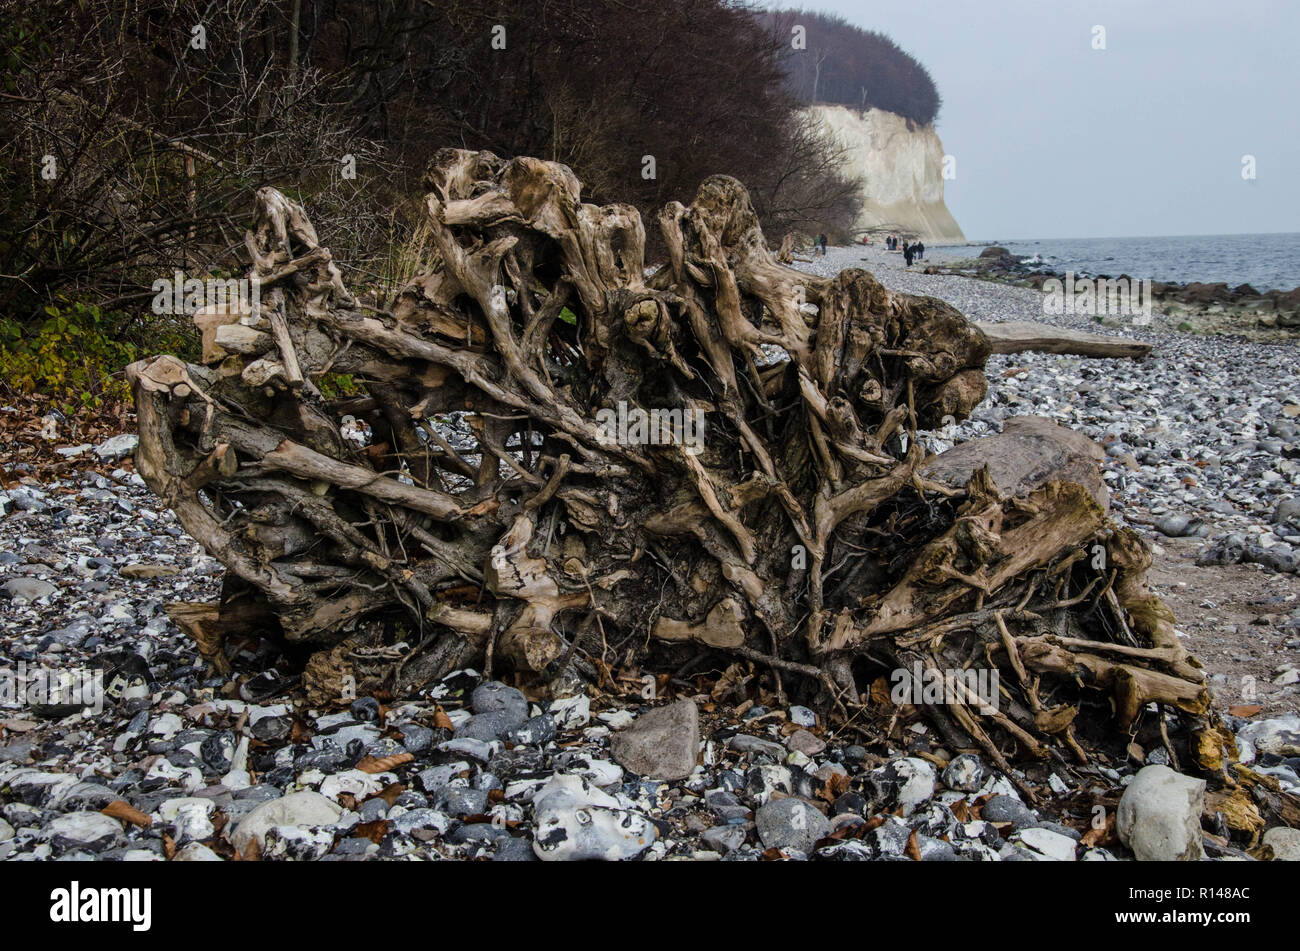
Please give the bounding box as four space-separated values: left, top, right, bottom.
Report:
915 241 924 261
820 233 828 255
903 242 913 266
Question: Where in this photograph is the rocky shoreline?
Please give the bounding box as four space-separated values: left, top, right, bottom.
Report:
926 245 1300 340
1 249 1298 862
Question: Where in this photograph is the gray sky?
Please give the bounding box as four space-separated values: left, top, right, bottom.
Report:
800 0 1300 240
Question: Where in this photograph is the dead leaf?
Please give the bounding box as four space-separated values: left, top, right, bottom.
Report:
869 675 899 710
101 800 152 828
356 752 414 773
290 717 314 744
904 828 922 861
352 820 391 843
1080 813 1116 849
1228 704 1262 718
365 783 406 808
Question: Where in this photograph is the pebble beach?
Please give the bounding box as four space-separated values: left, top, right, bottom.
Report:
0 246 1297 863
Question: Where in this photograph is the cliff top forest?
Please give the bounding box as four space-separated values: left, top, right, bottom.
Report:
761 9 943 126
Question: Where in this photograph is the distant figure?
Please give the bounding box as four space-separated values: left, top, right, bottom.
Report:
915 242 925 261
888 235 895 250
903 242 913 266
821 233 828 254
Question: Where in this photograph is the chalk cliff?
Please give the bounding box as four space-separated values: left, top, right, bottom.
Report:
808 104 964 243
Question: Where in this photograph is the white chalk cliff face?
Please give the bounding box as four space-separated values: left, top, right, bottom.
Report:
808 104 965 243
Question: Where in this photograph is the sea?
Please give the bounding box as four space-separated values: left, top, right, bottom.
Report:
949 233 1300 293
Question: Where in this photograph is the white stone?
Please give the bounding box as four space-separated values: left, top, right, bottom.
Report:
895 757 937 817
531 773 654 861
598 710 635 730
549 694 591 729
94 434 139 462
264 825 334 861
156 797 214 822
173 842 222 861
319 769 387 803
1117 764 1206 861
44 812 123 849
1013 827 1078 861
231 791 343 854
1238 714 1300 757
1264 826 1300 861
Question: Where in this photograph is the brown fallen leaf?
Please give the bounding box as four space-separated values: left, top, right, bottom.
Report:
162 833 177 861
290 717 314 744
356 752 414 773
1228 704 1263 718
101 800 152 828
366 783 406 807
1080 813 1116 849
816 771 850 804
869 676 894 708
352 820 391 844
433 706 454 731
904 828 922 861
949 799 970 823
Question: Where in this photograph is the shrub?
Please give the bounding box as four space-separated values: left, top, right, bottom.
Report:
0 299 194 408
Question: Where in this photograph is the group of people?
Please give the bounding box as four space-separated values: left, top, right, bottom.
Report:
885 235 924 266
808 232 925 263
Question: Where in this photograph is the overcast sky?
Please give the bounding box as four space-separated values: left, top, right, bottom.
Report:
797 0 1299 240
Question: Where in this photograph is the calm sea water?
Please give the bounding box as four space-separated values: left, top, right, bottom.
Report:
978 233 1300 292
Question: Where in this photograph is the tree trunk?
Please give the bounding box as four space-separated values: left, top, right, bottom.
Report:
127 150 1222 783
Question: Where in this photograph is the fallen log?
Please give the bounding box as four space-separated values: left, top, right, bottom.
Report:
127 150 1219 774
975 320 1154 358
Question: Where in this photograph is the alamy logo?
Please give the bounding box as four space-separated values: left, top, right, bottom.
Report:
595 401 704 454
890 663 1000 713
1042 271 1151 324
150 270 259 316
50 882 151 931
1 662 103 714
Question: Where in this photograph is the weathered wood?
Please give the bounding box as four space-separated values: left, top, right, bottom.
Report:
127 151 1217 771
975 319 1154 358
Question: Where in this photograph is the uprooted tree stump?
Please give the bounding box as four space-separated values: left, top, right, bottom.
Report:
128 149 1230 790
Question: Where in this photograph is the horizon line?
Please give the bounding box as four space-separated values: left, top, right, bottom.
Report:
958 230 1300 244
